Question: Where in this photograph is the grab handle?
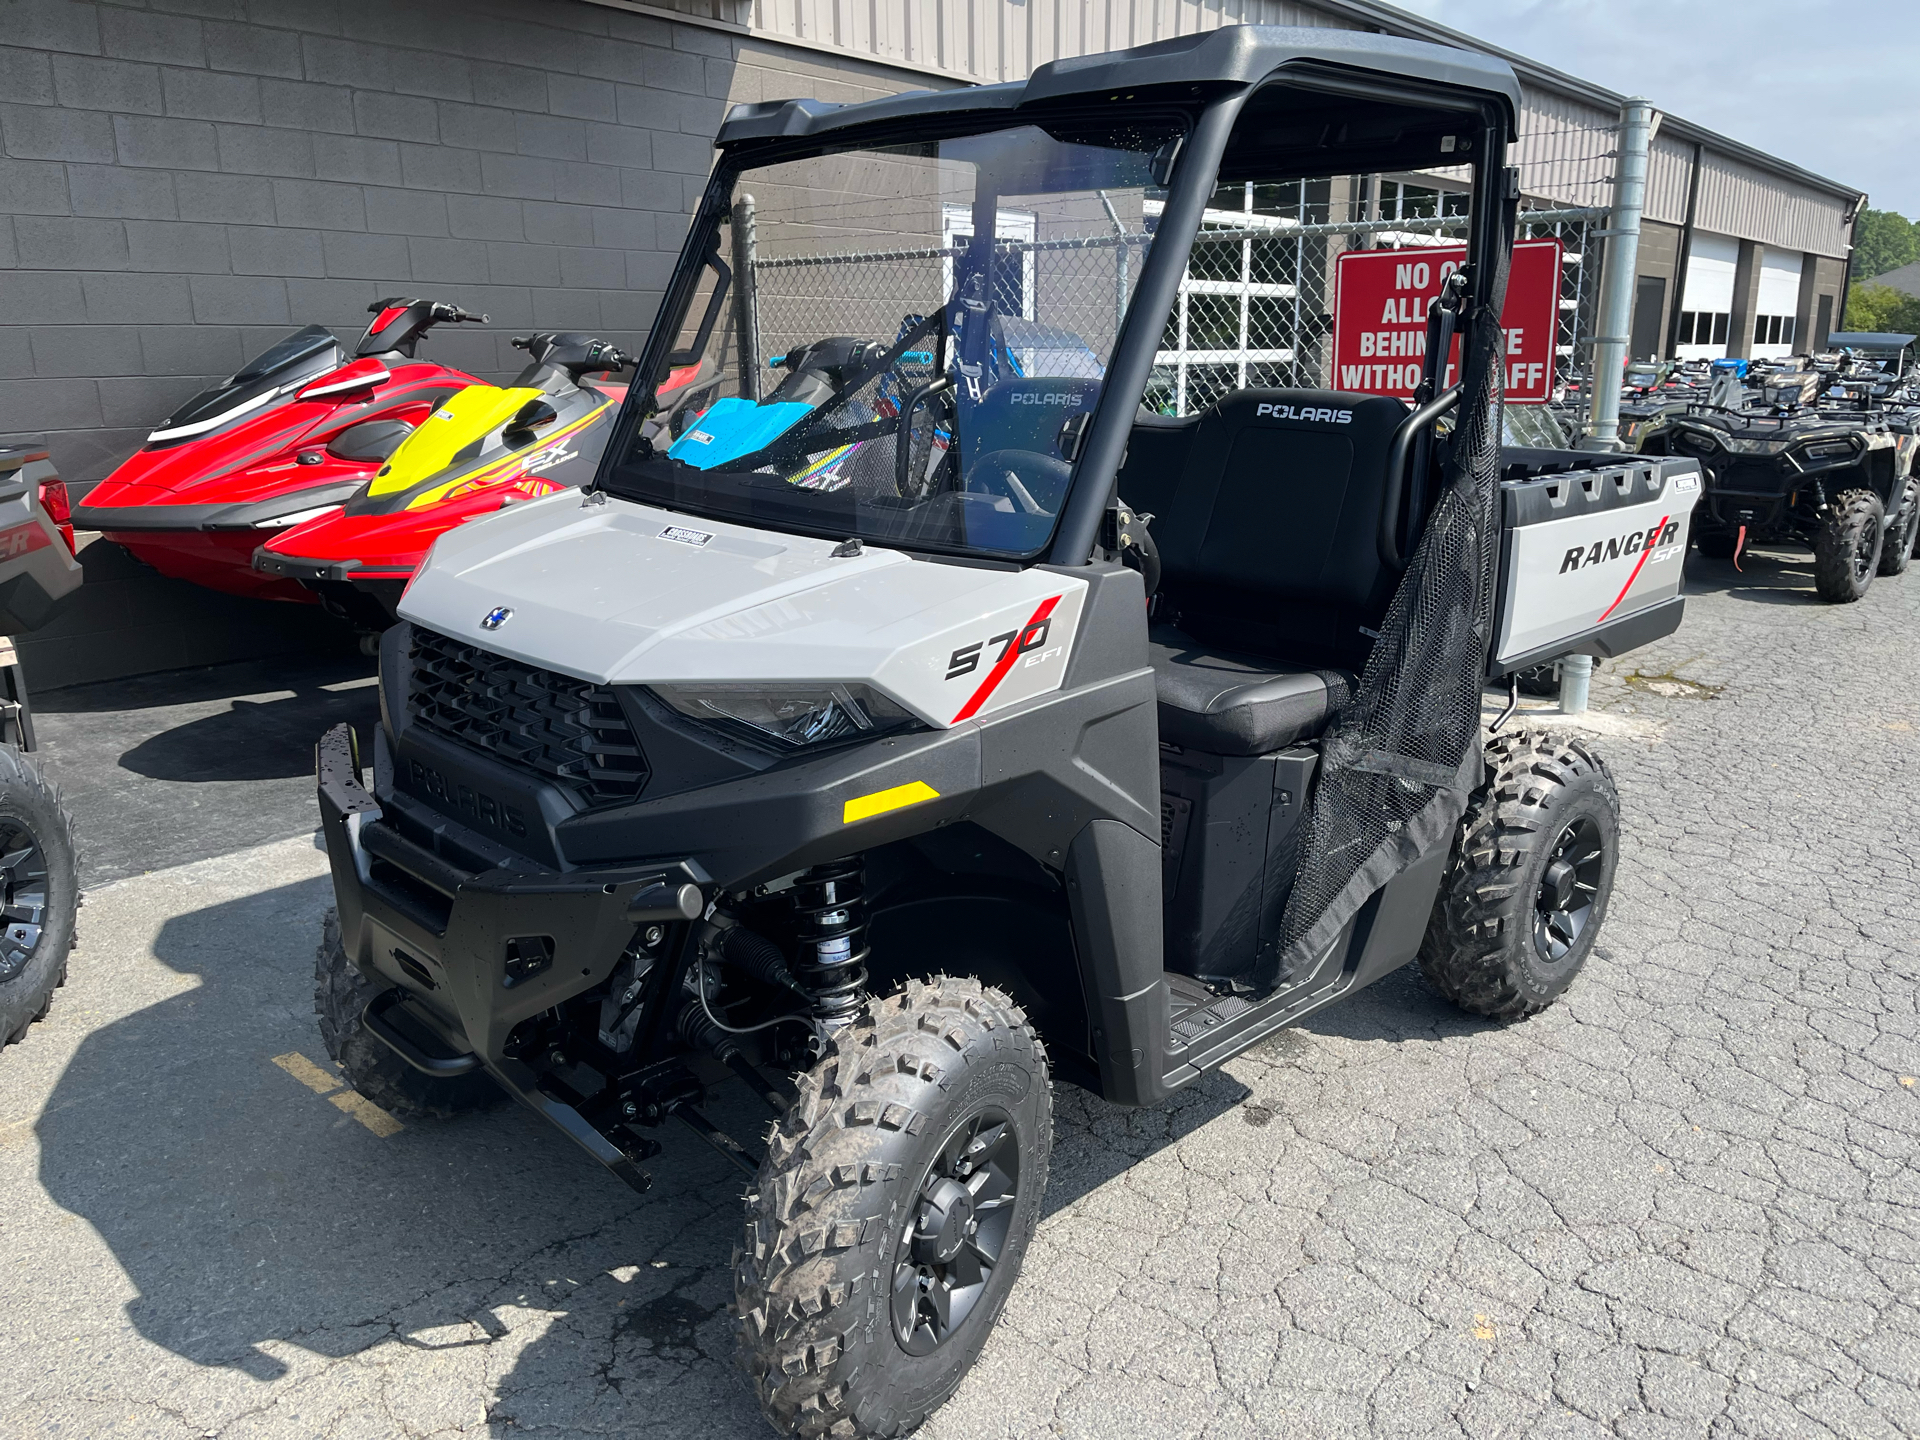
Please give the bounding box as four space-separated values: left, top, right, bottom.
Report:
1379 385 1460 572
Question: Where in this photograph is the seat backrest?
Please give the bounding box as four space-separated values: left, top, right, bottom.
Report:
1118 388 1410 669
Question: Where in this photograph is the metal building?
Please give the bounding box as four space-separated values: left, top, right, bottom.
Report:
0 0 1863 506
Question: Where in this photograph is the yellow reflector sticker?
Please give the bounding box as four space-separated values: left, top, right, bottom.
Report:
842 781 940 825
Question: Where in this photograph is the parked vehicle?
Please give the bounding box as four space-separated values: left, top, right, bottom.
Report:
252 336 683 627
1641 404 1918 601
306 29 1694 1436
0 448 82 1050
72 299 490 603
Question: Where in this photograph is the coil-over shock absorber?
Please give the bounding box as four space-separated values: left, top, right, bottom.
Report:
790 858 869 1028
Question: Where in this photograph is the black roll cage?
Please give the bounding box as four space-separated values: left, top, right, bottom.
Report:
594 60 1516 570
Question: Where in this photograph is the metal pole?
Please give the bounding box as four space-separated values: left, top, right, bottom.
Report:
1581 98 1655 451
729 195 760 402
1559 653 1592 714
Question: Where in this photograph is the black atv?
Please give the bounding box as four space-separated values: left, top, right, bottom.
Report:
1644 406 1919 601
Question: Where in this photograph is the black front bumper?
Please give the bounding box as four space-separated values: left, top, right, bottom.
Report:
316 723 703 1072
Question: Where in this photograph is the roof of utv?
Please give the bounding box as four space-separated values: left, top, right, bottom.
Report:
714 25 1522 147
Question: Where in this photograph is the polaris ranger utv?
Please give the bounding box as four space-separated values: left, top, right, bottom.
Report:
311 28 1693 1436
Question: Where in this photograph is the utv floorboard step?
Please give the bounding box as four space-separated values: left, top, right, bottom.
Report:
1169 981 1260 1047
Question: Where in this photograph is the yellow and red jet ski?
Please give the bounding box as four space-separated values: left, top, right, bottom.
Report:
254 334 706 625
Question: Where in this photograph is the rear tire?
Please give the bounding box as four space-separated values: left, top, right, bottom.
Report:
733 976 1051 1439
1813 489 1884 602
0 746 77 1049
1877 479 1918 577
1419 731 1619 1020
313 909 501 1119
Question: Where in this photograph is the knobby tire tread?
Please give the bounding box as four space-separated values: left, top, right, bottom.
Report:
1418 730 1617 1020
313 908 501 1119
0 745 78 1049
733 975 1051 1439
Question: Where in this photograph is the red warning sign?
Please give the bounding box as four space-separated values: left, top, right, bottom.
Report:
1331 239 1562 404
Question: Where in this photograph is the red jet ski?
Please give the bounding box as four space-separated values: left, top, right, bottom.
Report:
73 298 490 603
254 335 710 626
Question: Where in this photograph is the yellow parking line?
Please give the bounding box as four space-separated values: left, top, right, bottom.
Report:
272 1052 340 1096
271 1052 404 1137
328 1090 405 1138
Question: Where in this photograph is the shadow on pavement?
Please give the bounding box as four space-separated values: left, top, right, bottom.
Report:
33 655 381 884
34 872 769 1435
34 868 1255 1433
118 686 379 783
1684 548 1821 603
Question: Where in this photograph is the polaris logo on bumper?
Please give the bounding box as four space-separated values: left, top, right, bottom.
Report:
1255 403 1353 424
1560 520 1681 572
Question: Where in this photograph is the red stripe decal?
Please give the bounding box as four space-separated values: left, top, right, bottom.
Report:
1596 514 1668 623
951 594 1062 723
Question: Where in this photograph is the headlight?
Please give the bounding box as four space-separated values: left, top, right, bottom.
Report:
1720 436 1789 455
653 682 917 749
1795 438 1858 463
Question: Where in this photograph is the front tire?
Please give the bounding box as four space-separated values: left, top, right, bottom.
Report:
0 746 78 1049
313 909 501 1119
733 976 1051 1439
1694 529 1739 560
1813 488 1884 602
1419 731 1619 1019
1877 479 1918 577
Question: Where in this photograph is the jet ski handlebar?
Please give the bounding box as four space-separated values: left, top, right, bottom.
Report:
512 333 635 378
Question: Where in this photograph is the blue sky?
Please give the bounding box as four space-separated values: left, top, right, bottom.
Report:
1397 0 1919 216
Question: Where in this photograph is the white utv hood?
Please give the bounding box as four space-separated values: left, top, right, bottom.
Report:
399 492 1089 728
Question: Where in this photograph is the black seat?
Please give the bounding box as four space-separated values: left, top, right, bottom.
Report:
1118 387 1411 676
1151 625 1352 755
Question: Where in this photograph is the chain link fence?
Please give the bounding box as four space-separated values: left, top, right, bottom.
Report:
731 115 1622 437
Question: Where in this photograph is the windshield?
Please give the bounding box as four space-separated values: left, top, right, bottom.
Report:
603 120 1181 559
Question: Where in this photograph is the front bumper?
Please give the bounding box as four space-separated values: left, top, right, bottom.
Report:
316 723 703 1071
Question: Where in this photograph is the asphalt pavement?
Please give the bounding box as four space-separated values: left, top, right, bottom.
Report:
4 542 1919 1439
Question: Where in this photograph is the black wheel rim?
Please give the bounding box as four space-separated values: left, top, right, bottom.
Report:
1854 518 1879 583
1533 816 1604 963
0 818 48 984
890 1107 1020 1356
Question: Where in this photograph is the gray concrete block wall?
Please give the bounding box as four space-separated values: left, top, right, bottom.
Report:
0 1 948 688
0 0 762 497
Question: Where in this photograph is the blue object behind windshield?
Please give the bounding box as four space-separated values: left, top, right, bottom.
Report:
668 398 815 469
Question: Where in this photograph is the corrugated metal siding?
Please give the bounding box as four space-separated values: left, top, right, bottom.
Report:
739 0 1855 258
1693 150 1853 259
1645 134 1695 228
1510 86 1615 209
745 0 1355 84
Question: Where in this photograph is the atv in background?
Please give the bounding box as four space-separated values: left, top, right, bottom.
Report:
305 30 1696 1436
0 448 82 1050
1641 400 1918 602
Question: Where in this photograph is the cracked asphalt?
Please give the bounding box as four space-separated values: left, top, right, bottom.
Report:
4 541 1920 1439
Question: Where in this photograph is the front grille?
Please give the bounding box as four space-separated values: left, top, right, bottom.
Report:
407 628 648 807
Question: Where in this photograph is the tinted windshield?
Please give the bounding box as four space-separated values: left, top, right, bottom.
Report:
603 120 1180 559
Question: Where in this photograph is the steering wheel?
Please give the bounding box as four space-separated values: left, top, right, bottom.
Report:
965 450 1072 517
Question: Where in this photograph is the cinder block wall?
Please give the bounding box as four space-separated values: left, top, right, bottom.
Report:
0 0 786 497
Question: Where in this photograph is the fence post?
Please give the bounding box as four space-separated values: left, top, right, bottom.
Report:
730 194 760 402
1581 99 1655 450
